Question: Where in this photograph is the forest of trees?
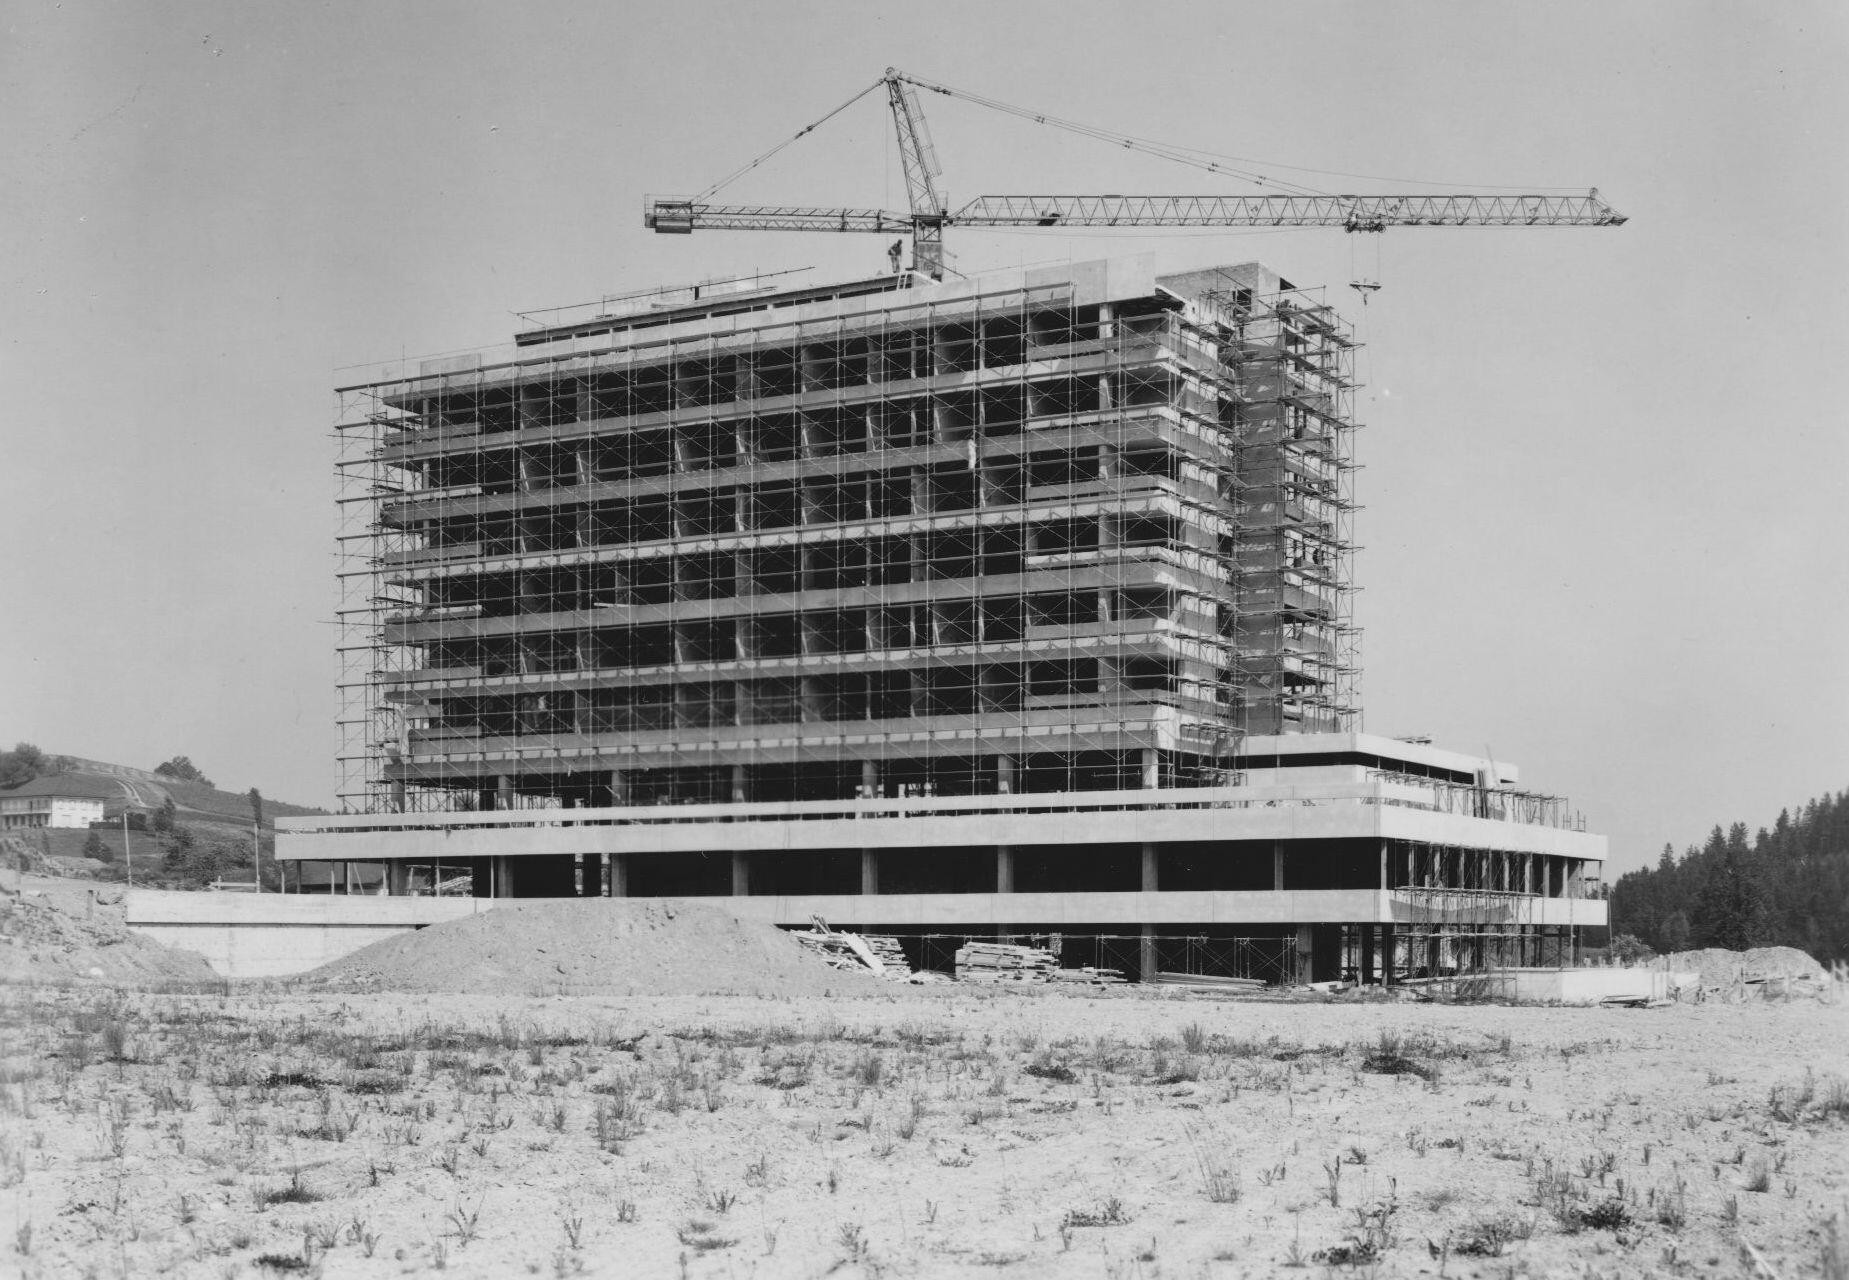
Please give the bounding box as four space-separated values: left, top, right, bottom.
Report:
1609 787 1849 963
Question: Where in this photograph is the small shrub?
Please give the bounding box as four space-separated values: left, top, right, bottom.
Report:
1452 1214 1533 1257
1312 1239 1380 1266
1061 1198 1129 1228
676 1218 735 1253
1024 1055 1076 1084
445 1197 483 1247
1574 1199 1632 1230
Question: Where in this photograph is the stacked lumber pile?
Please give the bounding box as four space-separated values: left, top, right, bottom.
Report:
1147 971 1268 994
861 934 912 976
790 920 913 980
1050 966 1127 986
954 941 1057 983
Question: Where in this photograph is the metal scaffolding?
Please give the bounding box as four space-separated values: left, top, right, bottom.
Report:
332 262 1358 817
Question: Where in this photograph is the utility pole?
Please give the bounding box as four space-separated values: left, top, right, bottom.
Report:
249 787 264 893
121 811 132 889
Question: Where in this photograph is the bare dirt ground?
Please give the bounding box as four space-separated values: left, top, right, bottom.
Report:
2 982 1846 1280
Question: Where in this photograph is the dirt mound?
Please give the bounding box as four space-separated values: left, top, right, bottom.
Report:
0 874 221 987
300 898 886 997
1662 945 1826 987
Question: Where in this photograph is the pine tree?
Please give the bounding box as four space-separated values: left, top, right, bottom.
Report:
1612 786 1847 963
1695 836 1761 951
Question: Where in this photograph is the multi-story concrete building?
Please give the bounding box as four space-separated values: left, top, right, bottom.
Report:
276 255 1605 982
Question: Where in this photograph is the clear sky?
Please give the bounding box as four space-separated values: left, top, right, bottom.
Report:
4 1 1844 874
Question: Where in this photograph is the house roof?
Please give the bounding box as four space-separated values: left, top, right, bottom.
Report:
0 774 127 801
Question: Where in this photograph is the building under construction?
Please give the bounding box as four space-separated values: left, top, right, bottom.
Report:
280 254 1606 982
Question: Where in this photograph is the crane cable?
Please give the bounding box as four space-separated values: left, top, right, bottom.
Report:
895 71 1587 197
694 76 888 203
894 72 1329 200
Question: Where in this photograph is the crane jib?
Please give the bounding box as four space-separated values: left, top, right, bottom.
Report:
646 194 1627 236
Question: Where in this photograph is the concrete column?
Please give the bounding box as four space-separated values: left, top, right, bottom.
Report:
492 855 512 898
733 542 754 597
1272 840 1286 891
387 861 409 896
996 845 1015 894
1360 925 1377 985
730 851 749 897
860 850 879 895
730 765 748 804
1098 300 1116 411
1378 840 1389 889
496 775 515 811
609 769 629 806
1140 842 1158 893
1294 924 1314 985
342 862 354 895
996 754 1015 794
860 760 880 799
1381 923 1397 986
1141 749 1160 790
1139 926 1158 983
608 853 628 898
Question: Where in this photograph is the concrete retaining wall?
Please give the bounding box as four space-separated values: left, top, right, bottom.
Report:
128 892 493 979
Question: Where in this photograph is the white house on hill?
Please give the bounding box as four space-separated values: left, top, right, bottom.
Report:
0 775 118 830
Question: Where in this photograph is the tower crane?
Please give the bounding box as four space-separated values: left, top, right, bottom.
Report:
646 68 1625 280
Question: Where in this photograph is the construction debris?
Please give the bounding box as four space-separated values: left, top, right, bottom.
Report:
1049 966 1127 986
791 917 914 980
953 941 1057 983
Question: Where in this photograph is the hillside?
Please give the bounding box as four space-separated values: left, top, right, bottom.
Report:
0 748 329 885
0 754 326 825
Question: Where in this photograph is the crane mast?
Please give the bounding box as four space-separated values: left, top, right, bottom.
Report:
884 69 949 277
